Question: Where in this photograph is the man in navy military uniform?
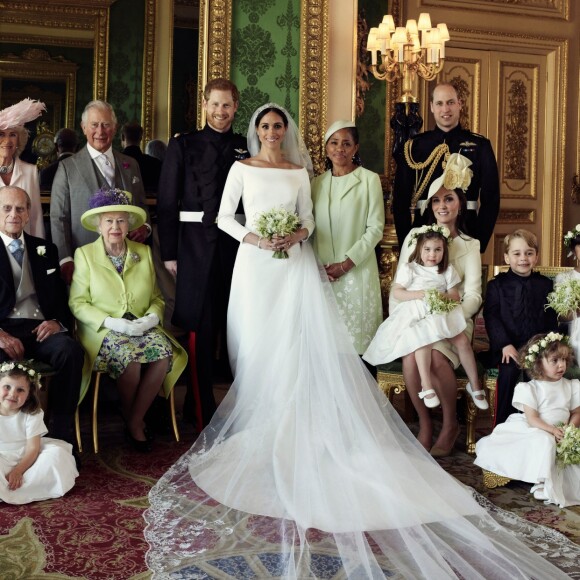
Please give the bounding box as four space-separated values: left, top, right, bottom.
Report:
157 78 248 430
393 82 500 252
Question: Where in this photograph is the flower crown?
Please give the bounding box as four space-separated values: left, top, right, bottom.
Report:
408 224 452 248
88 188 131 209
0 360 42 386
522 332 570 369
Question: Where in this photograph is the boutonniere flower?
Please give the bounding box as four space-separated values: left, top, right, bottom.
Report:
130 252 140 263
122 161 130 169
37 246 46 257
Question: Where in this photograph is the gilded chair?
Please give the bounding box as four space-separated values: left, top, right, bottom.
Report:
87 370 180 453
376 265 489 455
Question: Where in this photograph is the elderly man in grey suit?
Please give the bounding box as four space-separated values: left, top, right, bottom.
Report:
50 100 150 284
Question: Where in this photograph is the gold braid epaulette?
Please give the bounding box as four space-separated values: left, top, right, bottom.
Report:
404 140 450 207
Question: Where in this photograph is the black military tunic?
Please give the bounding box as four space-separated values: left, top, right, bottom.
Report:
157 124 248 427
393 124 499 252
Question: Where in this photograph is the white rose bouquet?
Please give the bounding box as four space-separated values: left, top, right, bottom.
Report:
254 207 301 259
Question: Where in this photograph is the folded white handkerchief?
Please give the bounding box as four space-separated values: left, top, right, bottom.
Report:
46 268 56 275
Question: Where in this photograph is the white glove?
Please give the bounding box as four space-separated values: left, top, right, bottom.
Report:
132 313 159 334
103 317 144 336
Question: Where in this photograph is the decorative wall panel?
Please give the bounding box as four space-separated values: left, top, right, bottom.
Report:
498 61 539 200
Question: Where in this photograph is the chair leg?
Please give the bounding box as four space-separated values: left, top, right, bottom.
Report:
92 372 102 454
169 389 180 443
465 397 477 455
74 406 82 453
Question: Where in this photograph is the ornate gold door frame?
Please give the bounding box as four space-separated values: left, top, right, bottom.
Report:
196 0 329 171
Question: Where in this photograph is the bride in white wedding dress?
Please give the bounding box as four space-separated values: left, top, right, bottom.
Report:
144 104 579 579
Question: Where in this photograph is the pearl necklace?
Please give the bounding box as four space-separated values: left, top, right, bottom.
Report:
0 161 14 175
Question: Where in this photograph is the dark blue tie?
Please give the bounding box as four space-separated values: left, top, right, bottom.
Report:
8 238 23 266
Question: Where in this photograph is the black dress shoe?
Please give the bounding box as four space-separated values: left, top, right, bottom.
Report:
125 429 152 453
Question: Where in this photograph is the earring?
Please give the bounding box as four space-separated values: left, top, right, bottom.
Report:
351 155 357 163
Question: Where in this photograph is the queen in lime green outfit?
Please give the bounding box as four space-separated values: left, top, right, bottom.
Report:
69 189 187 451
311 120 385 355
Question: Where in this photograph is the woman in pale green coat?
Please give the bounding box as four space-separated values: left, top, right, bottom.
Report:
311 120 385 358
69 189 187 451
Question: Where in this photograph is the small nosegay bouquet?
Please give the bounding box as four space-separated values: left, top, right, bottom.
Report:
254 207 301 259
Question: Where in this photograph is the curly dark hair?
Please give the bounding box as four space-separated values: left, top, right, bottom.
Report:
518 333 574 379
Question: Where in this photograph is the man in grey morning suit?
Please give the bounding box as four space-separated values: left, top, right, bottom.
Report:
50 100 150 285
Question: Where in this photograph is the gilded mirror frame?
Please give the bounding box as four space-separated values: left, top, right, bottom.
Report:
0 49 78 129
0 1 112 101
196 0 328 171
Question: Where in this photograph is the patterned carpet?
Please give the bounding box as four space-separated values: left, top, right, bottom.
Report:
1 389 579 579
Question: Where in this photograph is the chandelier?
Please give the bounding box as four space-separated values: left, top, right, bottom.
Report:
366 13 449 103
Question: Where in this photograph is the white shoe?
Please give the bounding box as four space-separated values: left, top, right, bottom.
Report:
418 388 440 408
533 488 549 501
466 382 489 410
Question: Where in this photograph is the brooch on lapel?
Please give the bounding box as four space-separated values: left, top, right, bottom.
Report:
122 161 130 169
132 175 140 184
130 252 140 263
234 148 250 160
36 246 46 257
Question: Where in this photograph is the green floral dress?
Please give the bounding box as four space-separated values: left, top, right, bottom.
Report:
93 255 172 378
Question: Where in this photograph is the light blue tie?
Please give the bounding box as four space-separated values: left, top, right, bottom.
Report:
8 238 23 266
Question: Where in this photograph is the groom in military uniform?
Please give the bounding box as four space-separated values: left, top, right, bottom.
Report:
393 82 500 253
157 78 248 430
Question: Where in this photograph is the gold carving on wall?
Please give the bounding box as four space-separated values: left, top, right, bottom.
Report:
420 0 569 20
497 209 536 224
141 0 156 143
197 0 232 128
299 0 329 176
499 62 538 199
355 14 371 118
505 79 528 180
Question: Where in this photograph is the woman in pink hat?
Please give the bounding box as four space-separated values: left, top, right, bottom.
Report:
0 98 46 238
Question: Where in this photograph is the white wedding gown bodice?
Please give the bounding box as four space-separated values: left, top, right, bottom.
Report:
144 163 579 579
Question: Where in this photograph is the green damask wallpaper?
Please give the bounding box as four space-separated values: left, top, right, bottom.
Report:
357 1 387 176
231 0 301 136
108 0 145 146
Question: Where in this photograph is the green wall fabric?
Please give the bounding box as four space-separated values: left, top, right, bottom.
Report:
356 1 387 175
108 0 145 147
231 0 301 135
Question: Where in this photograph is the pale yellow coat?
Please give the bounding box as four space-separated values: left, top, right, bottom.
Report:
69 238 188 402
311 166 385 353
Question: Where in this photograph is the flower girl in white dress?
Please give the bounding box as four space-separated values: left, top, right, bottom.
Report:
0 361 78 504
364 225 487 409
475 333 580 507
